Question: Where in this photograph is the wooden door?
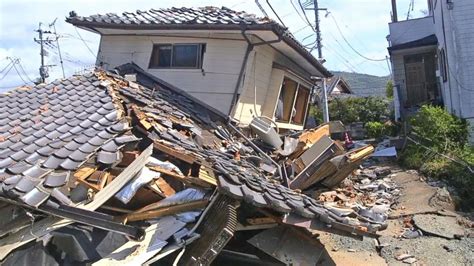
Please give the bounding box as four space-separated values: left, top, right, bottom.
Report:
405 62 427 106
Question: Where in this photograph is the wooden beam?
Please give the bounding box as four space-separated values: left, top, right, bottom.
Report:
148 166 212 188
124 199 209 222
153 142 196 164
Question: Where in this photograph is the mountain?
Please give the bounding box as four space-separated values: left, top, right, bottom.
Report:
331 71 391 98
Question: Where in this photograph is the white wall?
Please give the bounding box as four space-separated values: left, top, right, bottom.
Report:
433 0 474 121
98 34 247 115
389 16 435 46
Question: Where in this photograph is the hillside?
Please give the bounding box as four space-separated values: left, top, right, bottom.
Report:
332 71 390 98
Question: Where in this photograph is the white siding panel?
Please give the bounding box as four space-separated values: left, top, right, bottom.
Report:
389 17 435 45
98 35 247 115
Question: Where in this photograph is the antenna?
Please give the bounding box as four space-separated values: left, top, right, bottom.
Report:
49 18 65 78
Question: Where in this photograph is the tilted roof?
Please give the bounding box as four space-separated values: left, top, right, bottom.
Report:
66 6 332 77
0 64 381 237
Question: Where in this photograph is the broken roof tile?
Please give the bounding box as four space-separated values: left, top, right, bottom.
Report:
44 172 70 188
97 150 122 165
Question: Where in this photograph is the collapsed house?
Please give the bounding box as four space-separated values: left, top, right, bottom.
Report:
0 63 388 264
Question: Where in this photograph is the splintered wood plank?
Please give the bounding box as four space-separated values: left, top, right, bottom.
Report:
154 177 176 197
0 145 153 260
124 199 209 222
74 167 97 181
347 145 374 162
148 166 211 188
153 141 196 164
290 124 331 159
198 167 217 186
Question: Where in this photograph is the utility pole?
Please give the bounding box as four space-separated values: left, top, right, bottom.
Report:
34 22 56 83
391 0 398 22
304 0 327 60
305 0 329 122
313 0 323 60
35 23 47 83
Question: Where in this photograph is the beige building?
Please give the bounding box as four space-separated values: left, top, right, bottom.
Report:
67 6 331 130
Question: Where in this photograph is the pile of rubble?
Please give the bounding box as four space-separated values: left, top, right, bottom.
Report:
0 64 386 264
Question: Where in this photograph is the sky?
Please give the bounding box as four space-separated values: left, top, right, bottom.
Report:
0 0 428 91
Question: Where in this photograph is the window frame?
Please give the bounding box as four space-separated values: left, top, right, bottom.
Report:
439 48 448 83
275 76 311 126
148 43 206 69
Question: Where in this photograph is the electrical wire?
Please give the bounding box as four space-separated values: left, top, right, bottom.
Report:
16 61 35 83
297 0 315 32
290 0 312 26
9 59 32 85
74 27 97 58
0 61 13 75
329 13 387 62
448 65 474 92
265 0 286 27
0 63 15 81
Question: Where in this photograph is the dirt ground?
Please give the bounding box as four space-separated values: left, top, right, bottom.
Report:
317 164 474 265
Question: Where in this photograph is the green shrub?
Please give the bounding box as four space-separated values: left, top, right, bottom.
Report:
365 121 385 139
328 97 391 125
399 105 473 210
409 105 468 152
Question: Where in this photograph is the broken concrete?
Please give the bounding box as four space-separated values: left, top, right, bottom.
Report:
413 214 465 239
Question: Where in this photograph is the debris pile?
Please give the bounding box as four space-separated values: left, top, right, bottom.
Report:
0 64 381 264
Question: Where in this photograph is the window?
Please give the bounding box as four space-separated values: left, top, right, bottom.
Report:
149 43 205 69
439 48 448 82
275 77 311 125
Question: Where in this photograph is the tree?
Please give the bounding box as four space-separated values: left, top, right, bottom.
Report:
386 80 394 99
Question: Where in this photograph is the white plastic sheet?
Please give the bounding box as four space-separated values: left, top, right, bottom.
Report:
147 157 184 176
115 166 160 204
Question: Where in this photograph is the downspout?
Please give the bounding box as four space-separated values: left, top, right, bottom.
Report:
440 0 454 114
228 27 282 117
447 2 463 117
228 31 253 116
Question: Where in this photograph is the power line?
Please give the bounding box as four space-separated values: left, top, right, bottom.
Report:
329 13 387 62
297 0 315 32
74 26 96 58
0 61 13 75
0 63 15 81
290 0 311 26
6 57 33 85
265 0 286 27
14 59 36 83
254 0 270 18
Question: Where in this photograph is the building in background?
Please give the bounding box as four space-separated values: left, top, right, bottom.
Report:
326 76 353 98
67 6 331 131
388 0 474 142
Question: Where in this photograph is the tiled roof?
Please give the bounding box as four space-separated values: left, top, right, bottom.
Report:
116 63 384 233
0 74 135 207
66 6 332 77
67 6 274 26
0 64 381 236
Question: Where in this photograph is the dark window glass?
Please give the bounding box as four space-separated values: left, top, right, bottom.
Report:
149 45 172 68
149 43 204 69
157 46 172 67
173 45 199 67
